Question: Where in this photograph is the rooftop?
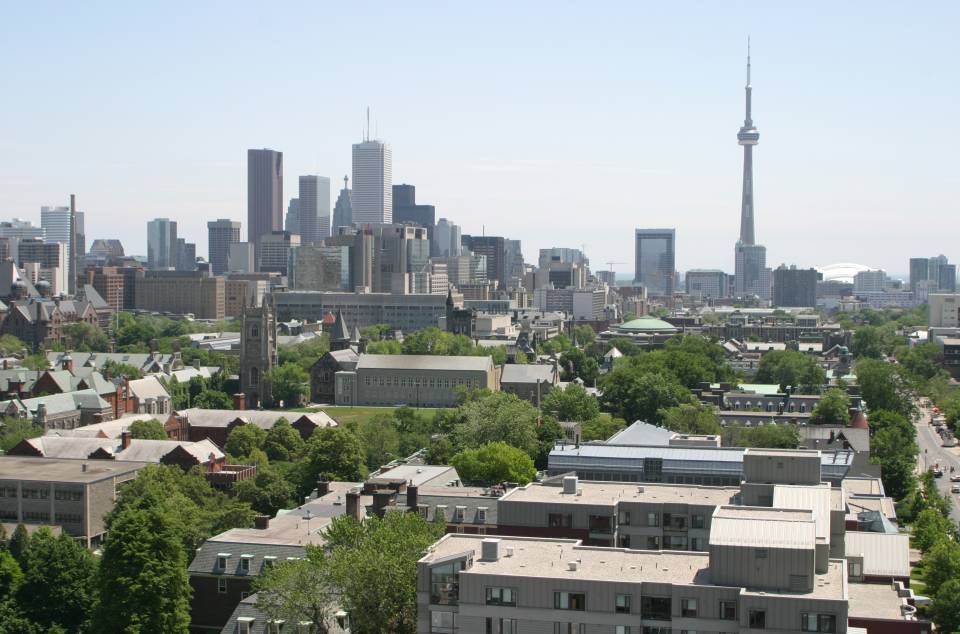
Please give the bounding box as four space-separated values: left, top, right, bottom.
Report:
500 481 740 507
355 354 493 372
0 455 148 483
709 505 816 550
845 532 910 578
847 581 911 620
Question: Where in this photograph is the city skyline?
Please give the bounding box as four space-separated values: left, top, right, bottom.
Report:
1 3 957 275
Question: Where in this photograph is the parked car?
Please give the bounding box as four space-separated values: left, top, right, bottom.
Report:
951 485 960 494
950 474 960 482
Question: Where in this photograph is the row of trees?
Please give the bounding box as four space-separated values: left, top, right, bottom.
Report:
910 473 960 631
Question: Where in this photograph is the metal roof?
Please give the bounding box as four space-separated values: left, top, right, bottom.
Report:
709 506 816 550
845 532 910 578
605 421 675 446
356 354 493 372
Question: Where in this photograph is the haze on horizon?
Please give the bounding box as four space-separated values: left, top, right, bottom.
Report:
0 2 957 278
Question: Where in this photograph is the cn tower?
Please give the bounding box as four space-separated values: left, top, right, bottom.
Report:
737 38 759 246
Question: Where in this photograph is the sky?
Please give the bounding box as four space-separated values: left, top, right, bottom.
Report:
1 1 957 278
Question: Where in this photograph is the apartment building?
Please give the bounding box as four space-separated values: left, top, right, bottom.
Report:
134 270 225 319
0 456 147 547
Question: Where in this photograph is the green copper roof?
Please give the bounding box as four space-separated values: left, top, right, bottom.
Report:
616 317 677 332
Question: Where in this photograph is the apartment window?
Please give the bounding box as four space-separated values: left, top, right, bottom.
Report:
262 556 276 571
615 593 631 614
54 490 83 501
754 548 768 559
664 535 687 550
681 598 698 617
240 555 252 573
640 596 672 621
647 512 659 527
848 560 862 578
748 609 766 628
23 511 49 522
619 534 632 549
554 624 586 634
548 513 573 528
646 536 660 549
430 560 466 605
690 514 705 529
267 621 284 634
691 537 704 551
618 510 631 525
431 610 456 633
217 577 227 594
616 628 631 634
486 587 517 606
719 600 737 620
554 591 586 610
477 507 487 524
238 618 253 634
486 618 516 634
801 613 837 633
217 555 230 570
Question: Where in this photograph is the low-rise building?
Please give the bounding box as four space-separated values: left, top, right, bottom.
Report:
499 363 560 404
0 456 147 547
164 408 337 446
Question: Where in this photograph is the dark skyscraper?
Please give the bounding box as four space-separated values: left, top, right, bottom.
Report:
634 228 676 296
247 149 283 248
207 219 241 275
462 235 506 287
773 265 819 307
332 176 353 233
392 184 436 229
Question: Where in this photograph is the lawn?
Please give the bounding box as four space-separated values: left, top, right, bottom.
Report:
292 405 446 427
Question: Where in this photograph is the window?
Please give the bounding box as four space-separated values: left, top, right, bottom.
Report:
554 625 586 634
240 555 252 573
719 600 737 620
477 507 487 523
748 609 766 628
619 534 631 548
681 598 698 617
641 596 672 621
646 536 660 549
431 611 455 633
430 561 466 605
262 556 276 570
486 587 516 606
801 613 837 633
217 555 229 570
616 628 631 634
615 594 631 614
238 619 253 634
548 513 572 528
217 577 227 594
554 591 586 610
487 618 516 634
249 367 259 386
664 535 687 550
691 514 705 529
647 512 660 527
848 560 862 578
691 537 705 551
754 548 768 559
618 510 631 525
267 622 284 634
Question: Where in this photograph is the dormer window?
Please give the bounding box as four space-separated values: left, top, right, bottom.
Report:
238 617 254 634
240 554 253 573
217 553 231 571
454 506 466 522
477 507 487 524
263 555 277 570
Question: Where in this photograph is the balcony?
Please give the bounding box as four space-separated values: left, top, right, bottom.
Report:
206 464 258 490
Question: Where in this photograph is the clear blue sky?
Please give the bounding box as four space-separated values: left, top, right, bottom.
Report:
1 1 957 277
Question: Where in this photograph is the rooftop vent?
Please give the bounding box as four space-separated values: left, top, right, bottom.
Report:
481 538 501 562
567 561 578 571
563 476 578 494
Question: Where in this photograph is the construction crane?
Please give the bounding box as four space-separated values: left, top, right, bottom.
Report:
605 261 627 271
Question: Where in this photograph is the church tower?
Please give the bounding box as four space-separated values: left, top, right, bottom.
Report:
240 295 277 408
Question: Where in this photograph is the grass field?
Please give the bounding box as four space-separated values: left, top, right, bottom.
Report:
292 405 445 427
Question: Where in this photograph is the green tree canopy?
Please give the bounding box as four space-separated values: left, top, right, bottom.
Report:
235 466 297 516
600 367 694 425
0 550 22 598
303 426 367 486
923 539 960 596
7 525 30 566
128 418 167 440
225 424 268 460
263 417 306 462
193 389 233 409
541 383 600 422
0 335 26 357
265 363 310 408
580 416 627 442
932 578 960 634
61 322 110 352
855 358 915 418
812 388 850 425
452 392 541 459
660 403 722 435
851 326 884 359
0 420 42 453
722 424 800 449
754 350 826 393
16 528 97 633
451 442 537 485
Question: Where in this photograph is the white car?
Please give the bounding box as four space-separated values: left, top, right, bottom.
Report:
952 485 960 494
951 474 960 482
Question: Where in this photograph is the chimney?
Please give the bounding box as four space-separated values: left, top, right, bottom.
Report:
36 402 47 424
316 478 330 497
233 393 246 411
372 490 394 518
121 430 132 450
193 358 201 370
562 475 578 495
407 484 419 510
345 490 362 521
481 538 501 561
62 352 74 373
254 515 270 529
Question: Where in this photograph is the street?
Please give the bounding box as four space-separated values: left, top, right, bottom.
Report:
914 404 960 526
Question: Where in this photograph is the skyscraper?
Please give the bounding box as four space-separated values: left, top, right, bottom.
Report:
772 265 819 307
433 218 462 257
392 184 436 228
298 175 331 243
352 137 392 225
41 205 84 291
285 198 300 234
207 219 241 275
634 229 675 296
733 41 770 300
147 218 178 269
332 175 353 233
247 149 283 247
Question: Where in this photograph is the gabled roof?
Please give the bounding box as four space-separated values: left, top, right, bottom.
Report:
845 532 910 578
13 436 115 459
0 389 111 416
330 309 350 342
126 376 171 401
500 363 557 385
176 408 337 430
605 420 676 446
356 354 493 372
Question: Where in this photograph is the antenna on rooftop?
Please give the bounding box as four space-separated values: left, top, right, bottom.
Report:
365 107 371 142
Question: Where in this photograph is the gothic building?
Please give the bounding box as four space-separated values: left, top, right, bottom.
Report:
239 296 277 408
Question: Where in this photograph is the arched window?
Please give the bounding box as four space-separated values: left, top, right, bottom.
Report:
251 325 260 338
250 367 259 386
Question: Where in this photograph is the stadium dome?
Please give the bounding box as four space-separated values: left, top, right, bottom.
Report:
817 262 876 284
614 316 678 333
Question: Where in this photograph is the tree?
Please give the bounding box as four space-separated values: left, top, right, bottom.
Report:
61 322 110 352
869 409 918 501
8 525 29 566
325 512 445 634
365 339 402 354
0 420 42 453
723 424 800 449
0 550 22 598
599 368 693 425
255 555 337 632
913 508 955 554
263 418 306 462
357 414 401 471
856 358 915 418
235 466 297 516
193 389 233 409
812 388 850 425
93 498 191 633
923 539 960 596
265 363 309 407
541 383 600 422
932 579 960 634
225 424 268 460
451 442 537 485
102 358 143 379
21 354 49 371
278 334 330 372
581 416 627 442
0 335 25 357
754 350 826 392
660 403 722 435
851 326 884 359
16 528 97 632
128 419 167 440
559 348 599 385
303 427 366 486
572 325 596 347
452 392 541 459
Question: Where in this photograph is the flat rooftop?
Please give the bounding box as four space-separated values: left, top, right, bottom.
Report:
0 456 148 483
710 506 816 550
501 481 740 507
847 582 910 620
843 477 886 496
421 534 845 600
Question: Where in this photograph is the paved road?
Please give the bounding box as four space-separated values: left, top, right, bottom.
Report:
914 405 960 526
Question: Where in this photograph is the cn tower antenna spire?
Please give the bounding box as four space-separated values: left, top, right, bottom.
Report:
737 37 759 246
747 36 751 86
